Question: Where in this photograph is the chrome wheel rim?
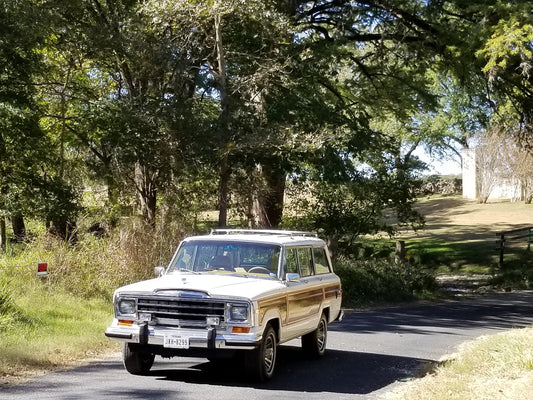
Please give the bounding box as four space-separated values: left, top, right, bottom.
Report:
317 320 326 351
264 333 276 374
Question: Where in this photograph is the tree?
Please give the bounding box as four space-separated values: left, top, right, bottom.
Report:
474 133 502 204
510 148 533 204
8 0 530 247
265 1 444 242
489 127 533 203
468 128 524 204
0 0 49 246
284 141 425 258
42 0 212 227
214 11 230 227
473 2 533 144
141 0 307 228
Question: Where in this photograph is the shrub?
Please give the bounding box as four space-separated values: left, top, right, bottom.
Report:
0 222 185 301
335 257 437 307
418 175 462 196
47 231 161 299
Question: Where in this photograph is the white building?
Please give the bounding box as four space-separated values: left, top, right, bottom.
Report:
462 148 524 201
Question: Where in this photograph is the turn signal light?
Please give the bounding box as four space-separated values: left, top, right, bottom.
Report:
232 327 250 334
118 320 134 326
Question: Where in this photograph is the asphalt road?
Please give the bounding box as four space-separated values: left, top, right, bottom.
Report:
3 290 533 400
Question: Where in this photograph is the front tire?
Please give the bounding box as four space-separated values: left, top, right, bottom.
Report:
122 343 155 375
302 313 328 358
245 324 277 382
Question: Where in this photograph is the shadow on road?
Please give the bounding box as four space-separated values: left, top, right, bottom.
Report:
333 290 533 336
150 346 433 394
0 349 432 398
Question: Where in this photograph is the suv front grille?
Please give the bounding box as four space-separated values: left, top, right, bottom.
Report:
136 296 226 327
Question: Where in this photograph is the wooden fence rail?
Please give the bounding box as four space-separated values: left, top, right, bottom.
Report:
496 227 533 267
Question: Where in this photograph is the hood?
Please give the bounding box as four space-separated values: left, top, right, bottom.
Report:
115 273 284 300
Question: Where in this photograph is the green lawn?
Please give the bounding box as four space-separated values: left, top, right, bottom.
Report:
397 196 533 287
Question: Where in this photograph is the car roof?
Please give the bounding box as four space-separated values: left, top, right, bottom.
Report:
181 229 327 247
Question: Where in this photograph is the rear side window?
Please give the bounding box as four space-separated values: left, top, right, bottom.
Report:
297 247 314 277
313 247 331 274
285 246 330 277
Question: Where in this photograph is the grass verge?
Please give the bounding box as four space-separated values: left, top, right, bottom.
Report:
0 228 165 385
0 279 118 384
384 327 533 400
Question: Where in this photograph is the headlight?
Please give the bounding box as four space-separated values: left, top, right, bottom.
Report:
117 299 136 316
229 304 249 322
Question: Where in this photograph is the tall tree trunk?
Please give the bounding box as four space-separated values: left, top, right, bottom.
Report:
0 132 6 251
218 158 229 228
103 166 119 209
135 162 157 228
215 13 230 228
11 213 26 242
263 167 286 228
252 164 286 228
0 216 6 252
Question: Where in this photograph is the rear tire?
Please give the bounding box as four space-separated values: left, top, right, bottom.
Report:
245 324 277 382
122 343 155 375
302 313 328 358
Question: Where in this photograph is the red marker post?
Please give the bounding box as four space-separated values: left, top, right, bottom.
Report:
37 262 48 278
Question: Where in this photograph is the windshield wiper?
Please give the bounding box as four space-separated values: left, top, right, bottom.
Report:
175 268 200 274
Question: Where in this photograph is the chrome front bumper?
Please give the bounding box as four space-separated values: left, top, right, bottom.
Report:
105 323 259 350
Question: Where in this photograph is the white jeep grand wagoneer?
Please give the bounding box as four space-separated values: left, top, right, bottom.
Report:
105 229 343 381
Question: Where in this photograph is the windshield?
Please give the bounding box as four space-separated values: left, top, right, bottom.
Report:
168 240 281 279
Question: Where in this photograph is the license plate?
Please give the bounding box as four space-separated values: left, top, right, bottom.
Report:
163 335 190 349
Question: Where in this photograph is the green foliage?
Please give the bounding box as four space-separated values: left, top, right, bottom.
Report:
397 237 496 273
3 0 533 247
284 159 425 255
285 179 392 237
490 252 533 290
0 0 47 221
0 0 83 241
336 257 437 307
478 19 533 81
444 0 533 138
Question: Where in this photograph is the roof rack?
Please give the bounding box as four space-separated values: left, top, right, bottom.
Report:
210 229 318 238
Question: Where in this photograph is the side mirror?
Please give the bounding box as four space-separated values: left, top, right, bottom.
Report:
154 266 165 277
286 273 300 282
